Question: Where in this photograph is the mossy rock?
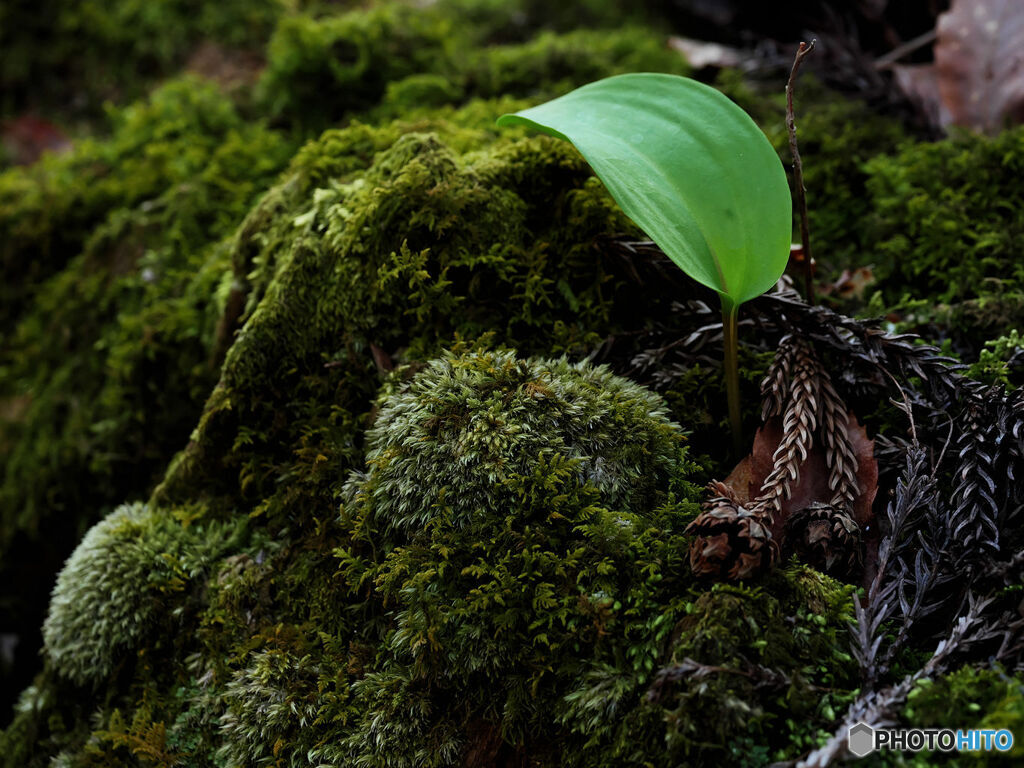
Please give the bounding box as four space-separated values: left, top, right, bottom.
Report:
1 349 863 767
6 1 1023 763
0 8 703 729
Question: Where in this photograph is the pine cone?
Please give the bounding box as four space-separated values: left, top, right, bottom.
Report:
687 496 778 581
784 502 863 579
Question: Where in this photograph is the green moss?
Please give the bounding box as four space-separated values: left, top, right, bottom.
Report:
259 2 687 130
1 14 912 764
867 126 1024 303
151 100 693 514
652 565 857 766
0 77 288 330
258 4 458 130
359 350 688 531
211 349 701 767
0 75 293 730
0 0 284 119
435 0 654 44
43 503 240 687
461 27 688 102
0 82 291 555
728 73 907 277
879 666 1024 766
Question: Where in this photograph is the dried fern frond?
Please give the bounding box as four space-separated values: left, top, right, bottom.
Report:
609 233 1024 768
751 340 820 521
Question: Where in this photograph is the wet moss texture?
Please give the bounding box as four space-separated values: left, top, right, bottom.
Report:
3 0 1024 765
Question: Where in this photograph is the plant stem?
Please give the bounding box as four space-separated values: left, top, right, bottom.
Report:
722 298 742 456
786 39 816 305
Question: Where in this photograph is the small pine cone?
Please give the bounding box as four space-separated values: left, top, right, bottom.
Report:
686 498 778 581
784 502 863 579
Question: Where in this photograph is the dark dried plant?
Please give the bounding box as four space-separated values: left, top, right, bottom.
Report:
608 239 1024 766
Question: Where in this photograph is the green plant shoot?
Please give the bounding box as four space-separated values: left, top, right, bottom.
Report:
497 73 792 452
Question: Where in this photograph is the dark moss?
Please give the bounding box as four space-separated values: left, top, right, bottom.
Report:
0 77 288 331
718 72 908 280
0 0 283 120
0 77 293 723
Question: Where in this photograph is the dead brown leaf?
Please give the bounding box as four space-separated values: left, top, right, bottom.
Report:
669 36 744 69
891 62 948 129
724 413 879 577
936 0 1024 134
891 0 1024 134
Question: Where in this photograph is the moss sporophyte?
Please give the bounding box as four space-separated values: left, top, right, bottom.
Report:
498 73 792 453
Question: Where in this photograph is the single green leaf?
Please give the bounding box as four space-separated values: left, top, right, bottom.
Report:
497 73 792 305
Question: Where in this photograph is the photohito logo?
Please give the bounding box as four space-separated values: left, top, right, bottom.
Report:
847 721 1014 757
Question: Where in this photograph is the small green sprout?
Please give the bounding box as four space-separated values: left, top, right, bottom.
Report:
498 73 792 452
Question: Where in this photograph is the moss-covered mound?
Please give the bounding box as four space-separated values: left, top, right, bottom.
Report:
5 0 1024 764
0 0 695 723
5 349 862 767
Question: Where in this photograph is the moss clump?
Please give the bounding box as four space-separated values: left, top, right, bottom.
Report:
867 126 1024 303
359 350 687 531
151 100 697 516
0 76 290 330
219 348 703 767
654 566 858 765
0 76 292 719
43 503 239 687
258 4 458 129
461 27 687 102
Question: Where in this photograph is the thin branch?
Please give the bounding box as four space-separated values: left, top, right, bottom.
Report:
786 39 817 305
874 29 938 70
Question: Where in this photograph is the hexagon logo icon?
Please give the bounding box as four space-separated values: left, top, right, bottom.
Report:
848 721 875 758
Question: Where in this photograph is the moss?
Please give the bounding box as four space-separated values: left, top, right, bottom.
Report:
435 0 655 44
1 12 911 763
257 4 458 130
0 76 288 331
652 565 858 766
6 343 861 766
359 350 688 531
874 666 1024 766
215 349 703 767
151 99 697 515
460 26 688 102
0 101 290 545
0 0 284 119
0 678 100 768
259 2 687 130
866 126 1024 304
716 72 908 279
217 643 352 768
0 75 293 725
42 503 240 687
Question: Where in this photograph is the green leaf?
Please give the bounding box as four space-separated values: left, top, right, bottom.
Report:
497 73 791 305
